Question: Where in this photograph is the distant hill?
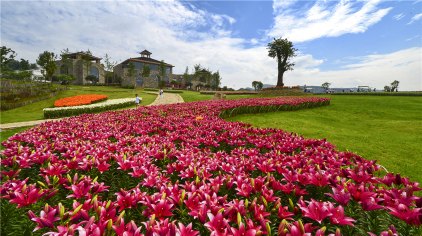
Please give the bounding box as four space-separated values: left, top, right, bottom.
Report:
263 84 275 88
237 87 254 91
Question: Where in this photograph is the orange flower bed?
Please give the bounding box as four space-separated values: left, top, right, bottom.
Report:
54 94 108 107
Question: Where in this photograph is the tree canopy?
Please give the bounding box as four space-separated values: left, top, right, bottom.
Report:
252 81 263 91
37 51 57 81
267 37 297 87
321 82 331 91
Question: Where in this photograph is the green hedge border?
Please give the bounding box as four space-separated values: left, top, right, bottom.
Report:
219 100 330 118
144 88 184 93
330 92 422 96
43 100 134 119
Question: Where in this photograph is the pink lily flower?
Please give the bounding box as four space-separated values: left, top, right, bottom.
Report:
328 205 355 226
298 199 332 224
326 187 351 206
176 222 199 236
28 204 60 231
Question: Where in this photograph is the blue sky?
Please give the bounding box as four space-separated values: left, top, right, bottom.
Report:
1 0 421 90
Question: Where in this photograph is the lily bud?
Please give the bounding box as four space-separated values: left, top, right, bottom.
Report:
261 196 268 208
179 190 186 205
250 178 255 187
150 214 156 225
91 195 98 204
278 219 288 236
37 181 46 188
117 210 125 223
265 222 271 235
288 198 294 210
245 199 249 208
161 192 166 200
107 219 113 231
274 201 281 211
298 220 305 234
335 228 341 236
106 200 111 209
72 204 83 216
93 176 98 183
53 176 59 185
237 212 242 226
58 203 65 218
67 174 72 183
218 208 224 214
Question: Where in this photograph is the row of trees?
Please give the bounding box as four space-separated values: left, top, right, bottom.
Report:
384 80 399 92
1 46 112 85
252 81 264 91
181 64 221 90
1 46 38 81
321 81 400 93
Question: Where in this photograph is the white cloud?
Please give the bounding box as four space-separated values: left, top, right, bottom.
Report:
269 0 392 43
408 13 422 24
286 47 422 91
1 1 420 91
273 0 297 13
393 13 405 20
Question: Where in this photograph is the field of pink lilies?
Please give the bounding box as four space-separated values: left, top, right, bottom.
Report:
1 97 421 236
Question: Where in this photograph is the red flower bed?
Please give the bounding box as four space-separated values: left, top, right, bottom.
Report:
54 94 108 107
1 97 421 235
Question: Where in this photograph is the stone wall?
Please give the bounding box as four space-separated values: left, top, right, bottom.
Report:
114 64 172 88
54 59 105 85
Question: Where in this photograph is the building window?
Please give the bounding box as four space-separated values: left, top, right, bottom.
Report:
90 66 99 79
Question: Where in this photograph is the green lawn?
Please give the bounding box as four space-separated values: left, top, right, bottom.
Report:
0 85 157 124
227 95 422 184
180 91 260 102
180 90 214 102
0 126 32 149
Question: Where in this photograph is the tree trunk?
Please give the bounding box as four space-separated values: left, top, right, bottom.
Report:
277 65 285 87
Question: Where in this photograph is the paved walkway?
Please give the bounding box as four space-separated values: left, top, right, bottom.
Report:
0 93 185 130
147 93 184 106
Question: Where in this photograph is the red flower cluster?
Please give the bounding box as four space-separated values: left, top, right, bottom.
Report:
1 97 421 235
54 94 108 107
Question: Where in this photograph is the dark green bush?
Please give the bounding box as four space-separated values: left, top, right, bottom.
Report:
43 100 134 119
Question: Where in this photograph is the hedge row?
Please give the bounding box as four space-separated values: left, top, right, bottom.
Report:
43 98 135 119
219 100 330 118
144 88 184 93
330 92 422 96
200 91 259 95
0 79 67 111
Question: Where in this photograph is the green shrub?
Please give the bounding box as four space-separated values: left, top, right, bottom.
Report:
330 92 422 96
219 100 330 118
0 79 67 110
43 99 134 118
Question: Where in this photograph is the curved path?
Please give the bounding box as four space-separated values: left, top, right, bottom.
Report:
147 92 184 106
0 93 184 130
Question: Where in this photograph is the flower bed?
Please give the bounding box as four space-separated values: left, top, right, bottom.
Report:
1 97 421 236
54 94 108 107
44 98 136 118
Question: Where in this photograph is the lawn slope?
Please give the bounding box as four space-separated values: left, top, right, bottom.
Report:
228 95 422 183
